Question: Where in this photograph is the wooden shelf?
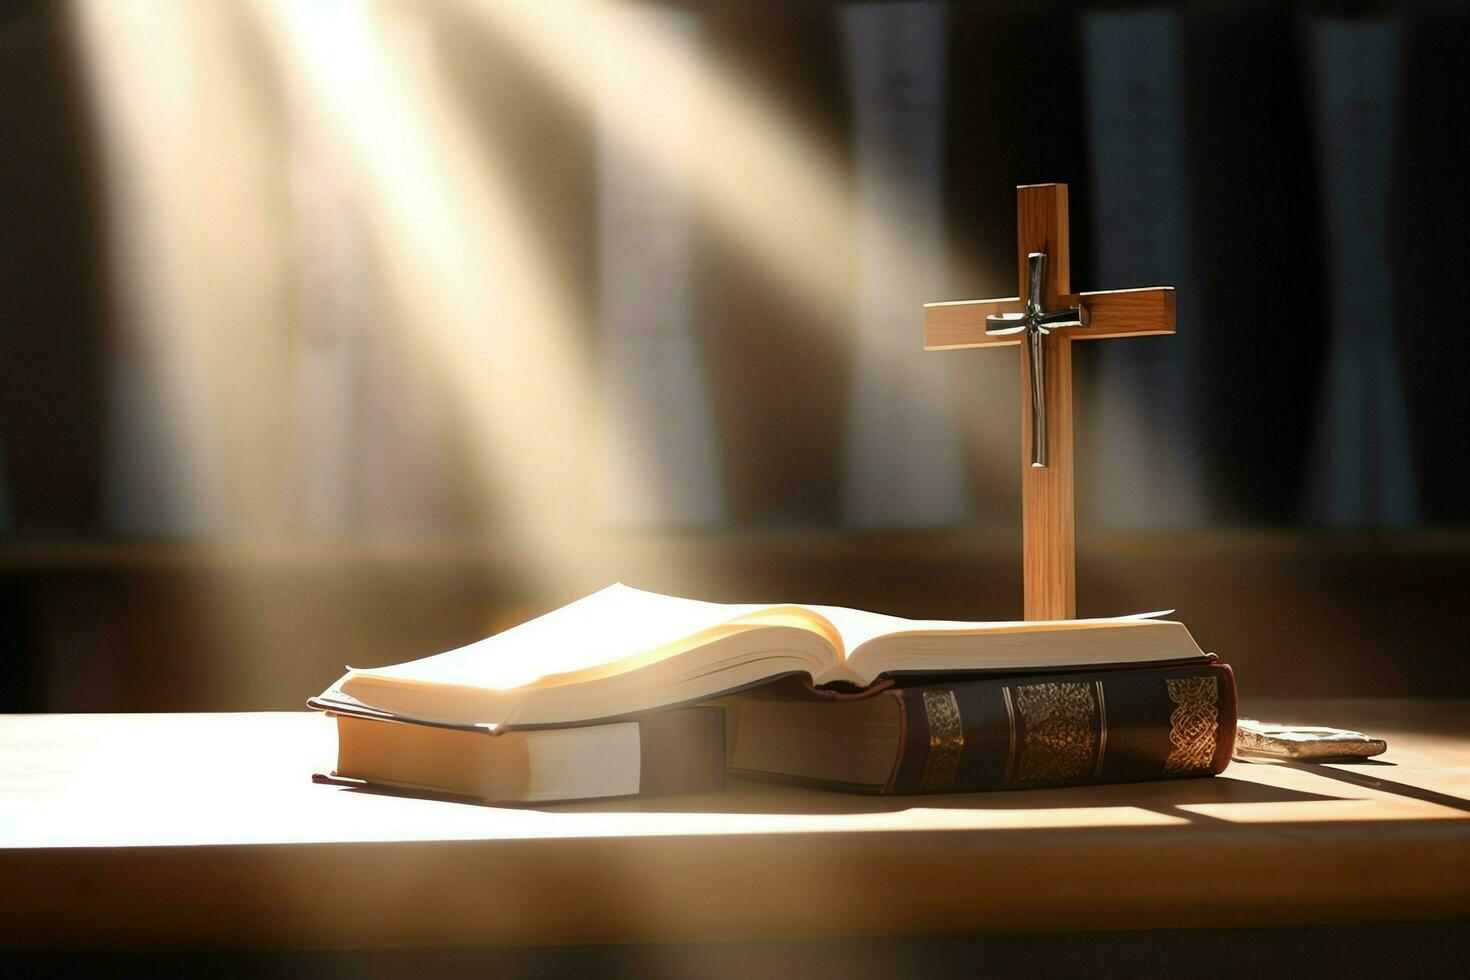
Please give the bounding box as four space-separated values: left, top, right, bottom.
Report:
2 531 1467 710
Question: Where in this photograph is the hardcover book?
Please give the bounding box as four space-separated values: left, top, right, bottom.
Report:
321 705 726 804
723 663 1235 794
311 584 1236 798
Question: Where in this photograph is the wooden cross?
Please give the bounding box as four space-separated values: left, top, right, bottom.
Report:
924 183 1175 621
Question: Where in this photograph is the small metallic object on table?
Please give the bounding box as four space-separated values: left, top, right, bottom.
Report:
1234 719 1388 760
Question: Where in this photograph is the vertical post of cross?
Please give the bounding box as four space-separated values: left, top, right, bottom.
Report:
1015 184 1076 620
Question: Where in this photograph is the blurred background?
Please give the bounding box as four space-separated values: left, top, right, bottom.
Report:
1 0 1466 712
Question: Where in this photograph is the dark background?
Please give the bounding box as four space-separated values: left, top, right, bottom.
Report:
1 0 1467 711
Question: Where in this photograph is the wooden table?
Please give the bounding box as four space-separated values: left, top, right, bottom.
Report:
1 700 1466 950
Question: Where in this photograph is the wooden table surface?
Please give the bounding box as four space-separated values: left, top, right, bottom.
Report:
1 699 1467 949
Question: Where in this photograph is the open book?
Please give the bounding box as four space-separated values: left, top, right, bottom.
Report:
311 584 1209 731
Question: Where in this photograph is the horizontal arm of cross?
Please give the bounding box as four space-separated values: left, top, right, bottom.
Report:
923 286 1175 351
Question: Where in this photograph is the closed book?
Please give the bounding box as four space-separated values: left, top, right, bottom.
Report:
724 662 1236 794
320 705 726 805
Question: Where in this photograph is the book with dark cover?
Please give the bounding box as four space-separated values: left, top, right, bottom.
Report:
726 661 1236 794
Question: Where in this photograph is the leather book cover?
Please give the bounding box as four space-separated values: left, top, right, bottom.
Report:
886 661 1237 794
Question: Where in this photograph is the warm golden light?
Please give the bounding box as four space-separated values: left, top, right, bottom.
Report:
72 0 991 574
76 0 292 536
462 0 851 326
257 0 596 572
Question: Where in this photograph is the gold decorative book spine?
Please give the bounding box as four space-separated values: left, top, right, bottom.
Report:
1015 682 1096 783
1163 675 1220 775
894 663 1234 795
919 690 964 792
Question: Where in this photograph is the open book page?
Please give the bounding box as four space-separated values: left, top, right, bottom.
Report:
832 610 1195 683
808 605 1176 654
348 584 775 691
330 584 845 726
322 585 1197 728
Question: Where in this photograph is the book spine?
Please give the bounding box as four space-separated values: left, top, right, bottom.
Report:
886 662 1236 794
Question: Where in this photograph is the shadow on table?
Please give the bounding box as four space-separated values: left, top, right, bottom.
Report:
322 760 1470 822
541 773 1343 817
1263 758 1470 815
319 771 1340 817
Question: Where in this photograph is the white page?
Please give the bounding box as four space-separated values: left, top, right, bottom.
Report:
353 584 1179 695
357 584 758 691
809 603 1175 657
525 723 642 802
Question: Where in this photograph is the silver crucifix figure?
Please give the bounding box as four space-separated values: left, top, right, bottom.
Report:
985 251 1085 467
